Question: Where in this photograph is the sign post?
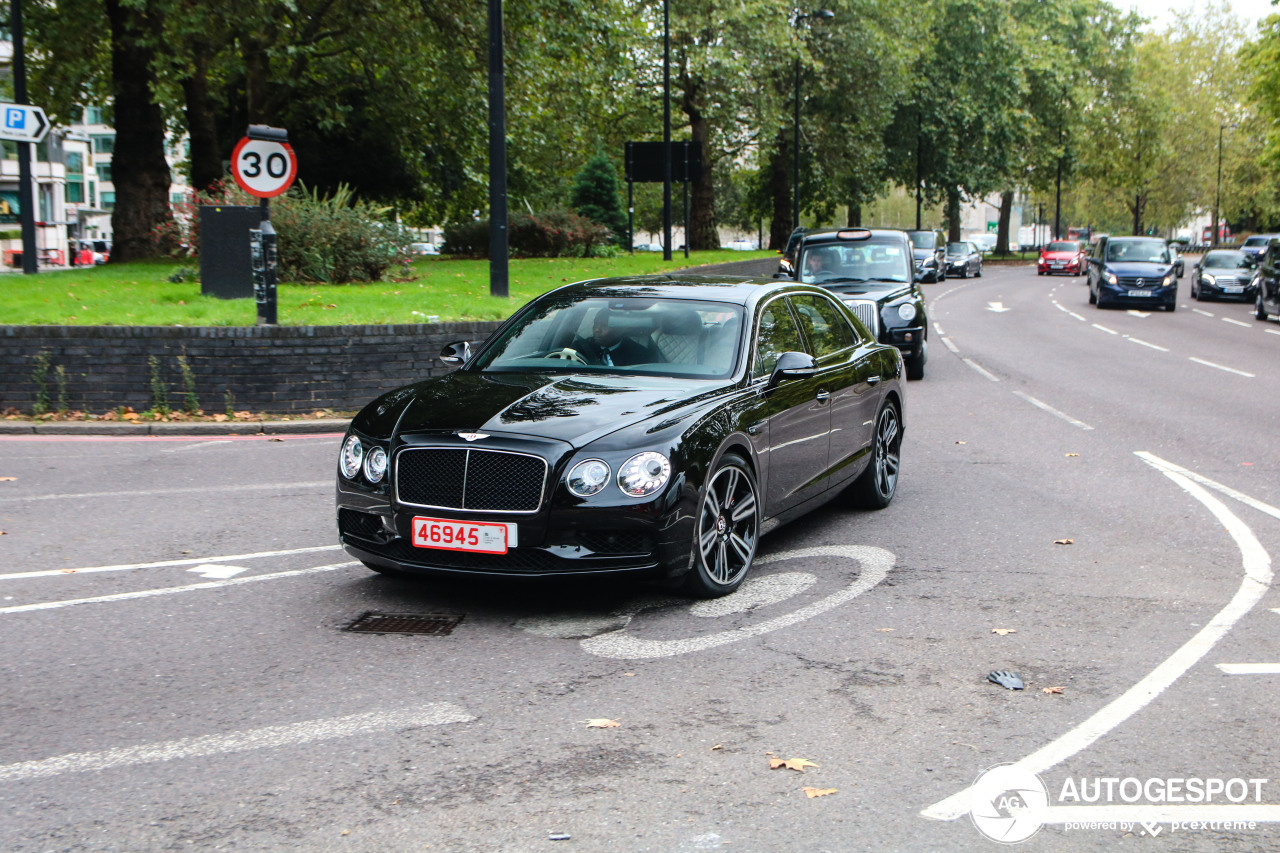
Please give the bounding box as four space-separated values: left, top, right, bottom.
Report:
231 125 297 325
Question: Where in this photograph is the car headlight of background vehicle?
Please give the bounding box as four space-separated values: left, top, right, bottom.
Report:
1104 271 1118 285
1201 273 1216 285
339 435 364 479
362 446 388 483
1161 274 1174 286
897 303 918 322
617 451 671 497
567 459 611 497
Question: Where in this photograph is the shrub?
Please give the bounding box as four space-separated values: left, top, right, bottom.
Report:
571 154 628 243
270 184 414 283
444 210 610 259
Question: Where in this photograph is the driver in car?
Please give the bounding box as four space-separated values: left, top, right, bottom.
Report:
571 308 653 367
802 250 837 282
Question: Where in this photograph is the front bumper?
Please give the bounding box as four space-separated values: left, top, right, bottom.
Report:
1038 259 1081 274
1098 281 1177 305
885 324 925 357
1198 279 1257 300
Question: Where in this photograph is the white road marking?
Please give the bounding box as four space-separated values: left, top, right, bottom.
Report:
0 545 343 582
1267 329 1280 337
962 358 1000 382
161 440 234 453
1126 310 1151 318
1189 357 1255 378
987 302 1010 313
1193 308 1215 317
1136 454 1280 523
933 322 945 336
942 337 960 354
187 564 249 579
1011 392 1094 430
1222 317 1252 328
1127 337 1169 352
1216 664 1280 675
0 703 474 782
1051 302 1086 321
1091 323 1117 335
580 545 893 659
689 572 817 618
0 562 358 614
0 481 331 505
922 455 1271 821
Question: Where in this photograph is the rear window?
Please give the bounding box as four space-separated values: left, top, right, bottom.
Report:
907 231 937 249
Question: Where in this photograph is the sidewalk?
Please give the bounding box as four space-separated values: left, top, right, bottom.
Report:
0 419 349 436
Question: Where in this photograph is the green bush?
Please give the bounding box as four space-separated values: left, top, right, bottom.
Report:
571 154 628 243
271 184 414 283
444 210 611 259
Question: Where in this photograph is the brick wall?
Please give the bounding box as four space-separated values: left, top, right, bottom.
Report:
0 322 504 414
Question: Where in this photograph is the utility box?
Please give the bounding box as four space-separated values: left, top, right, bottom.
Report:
200 205 263 299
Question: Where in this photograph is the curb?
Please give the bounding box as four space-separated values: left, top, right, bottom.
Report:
0 418 349 436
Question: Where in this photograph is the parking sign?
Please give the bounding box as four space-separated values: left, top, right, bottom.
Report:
0 104 49 143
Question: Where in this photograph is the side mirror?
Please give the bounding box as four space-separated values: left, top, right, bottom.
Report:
439 340 473 366
768 351 817 387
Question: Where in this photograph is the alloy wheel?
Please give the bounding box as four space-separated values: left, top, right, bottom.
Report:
871 404 902 501
697 463 758 586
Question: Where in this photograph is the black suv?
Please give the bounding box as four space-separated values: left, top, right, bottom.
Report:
778 228 929 378
1252 238 1280 322
906 229 946 283
1087 236 1179 311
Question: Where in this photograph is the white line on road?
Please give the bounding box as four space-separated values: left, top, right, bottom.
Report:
1052 302 1086 322
0 562 358 614
922 455 1272 821
1189 357 1255 378
0 481 331 505
1222 317 1252 328
1193 308 1215 317
941 337 960 354
1127 337 1169 352
962 358 1000 382
187 564 249 579
1011 392 1094 430
1092 323 1117 335
1216 664 1280 675
0 704 474 782
1267 329 1280 337
161 440 235 453
933 322 945 336
1126 310 1151 318
0 545 343 582
1135 454 1280 523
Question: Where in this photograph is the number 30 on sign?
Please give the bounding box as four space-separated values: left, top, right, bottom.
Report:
231 137 298 198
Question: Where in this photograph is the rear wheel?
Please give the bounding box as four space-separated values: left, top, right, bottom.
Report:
683 453 759 598
1088 285 1096 304
847 400 902 509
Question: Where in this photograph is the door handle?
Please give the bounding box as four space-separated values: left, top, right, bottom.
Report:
866 375 882 385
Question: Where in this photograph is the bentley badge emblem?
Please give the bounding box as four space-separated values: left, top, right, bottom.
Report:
458 432 489 442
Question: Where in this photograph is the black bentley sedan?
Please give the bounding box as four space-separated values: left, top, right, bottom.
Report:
779 228 928 380
944 241 983 278
336 276 905 597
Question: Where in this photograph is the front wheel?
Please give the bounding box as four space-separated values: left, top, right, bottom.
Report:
975 263 983 277
1259 293 1271 321
682 453 759 598
846 400 902 509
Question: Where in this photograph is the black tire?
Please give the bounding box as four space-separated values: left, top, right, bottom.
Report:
682 453 759 598
1258 293 1270 321
905 339 926 380
1088 285 1096 304
1165 299 1177 312
1191 282 1199 300
847 400 902 509
960 266 969 279
975 263 983 277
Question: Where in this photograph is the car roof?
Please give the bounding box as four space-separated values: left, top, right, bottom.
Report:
800 228 911 244
547 274 831 308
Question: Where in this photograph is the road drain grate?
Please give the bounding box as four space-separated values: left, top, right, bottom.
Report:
346 612 465 635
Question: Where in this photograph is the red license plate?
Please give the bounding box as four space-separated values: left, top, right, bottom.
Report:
411 517 516 554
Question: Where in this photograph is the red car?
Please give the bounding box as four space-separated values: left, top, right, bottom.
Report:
1037 240 1086 276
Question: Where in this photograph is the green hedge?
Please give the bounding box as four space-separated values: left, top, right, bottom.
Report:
444 210 611 258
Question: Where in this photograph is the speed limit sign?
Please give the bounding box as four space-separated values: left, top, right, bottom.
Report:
231 136 298 198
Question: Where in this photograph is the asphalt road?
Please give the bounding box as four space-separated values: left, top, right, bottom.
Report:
2 263 1278 852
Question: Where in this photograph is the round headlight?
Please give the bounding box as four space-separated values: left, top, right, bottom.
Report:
363 446 388 483
339 435 363 479
567 459 611 497
897 303 918 322
617 451 671 498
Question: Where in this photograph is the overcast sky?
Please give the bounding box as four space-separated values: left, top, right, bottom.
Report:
1122 0 1276 31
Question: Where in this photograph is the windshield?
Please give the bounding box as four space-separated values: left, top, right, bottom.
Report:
1105 239 1169 263
946 243 970 255
799 239 912 285
1244 236 1270 247
472 296 743 379
1203 250 1252 269
1046 242 1079 252
907 231 937 250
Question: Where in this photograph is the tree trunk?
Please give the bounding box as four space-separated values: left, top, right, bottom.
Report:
1131 192 1143 235
945 187 962 242
182 43 223 192
847 199 861 227
243 31 273 123
683 90 717 251
996 190 1013 254
768 129 791 250
105 0 175 262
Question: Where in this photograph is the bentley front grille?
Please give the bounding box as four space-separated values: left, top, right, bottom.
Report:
396 447 547 513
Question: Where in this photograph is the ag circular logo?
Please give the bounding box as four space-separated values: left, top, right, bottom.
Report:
968 764 1049 843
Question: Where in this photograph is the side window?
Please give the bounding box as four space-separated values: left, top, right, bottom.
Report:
753 300 806 379
790 294 855 358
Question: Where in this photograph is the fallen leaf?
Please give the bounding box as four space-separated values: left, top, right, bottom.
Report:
584 719 620 728
991 628 1017 636
623 672 635 677
877 628 894 632
60 568 76 573
1054 539 1074 545
268 438 284 442
955 440 967 445
212 413 228 422
0 476 16 481
1066 453 1079 457
769 758 819 772
711 744 724 751
803 787 838 798
1042 686 1065 694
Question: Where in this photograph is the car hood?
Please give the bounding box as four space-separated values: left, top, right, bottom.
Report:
822 282 914 305
351 370 729 447
1105 262 1172 277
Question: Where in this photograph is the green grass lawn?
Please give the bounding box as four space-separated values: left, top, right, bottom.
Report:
1 251 778 326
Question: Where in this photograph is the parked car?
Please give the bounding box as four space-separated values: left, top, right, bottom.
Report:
1240 234 1278 263
778 228 928 379
944 241 983 278
409 242 440 256
336 275 905 597
1037 240 1087 276
724 239 759 251
1251 238 1280 322
967 233 998 253
905 229 946 283
1087 236 1179 311
1191 249 1257 302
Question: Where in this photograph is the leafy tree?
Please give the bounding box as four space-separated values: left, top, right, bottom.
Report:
571 154 628 242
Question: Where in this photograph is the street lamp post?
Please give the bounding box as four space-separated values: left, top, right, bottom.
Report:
792 9 834 232
1212 122 1237 249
